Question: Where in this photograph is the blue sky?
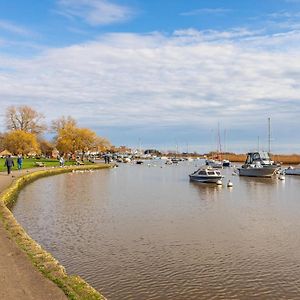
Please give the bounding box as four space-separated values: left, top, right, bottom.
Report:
1 0 300 153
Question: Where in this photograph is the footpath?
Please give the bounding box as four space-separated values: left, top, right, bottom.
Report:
0 168 68 300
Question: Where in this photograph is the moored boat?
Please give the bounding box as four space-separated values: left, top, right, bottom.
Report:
189 167 224 183
206 159 223 168
238 151 279 177
284 166 300 175
222 159 231 167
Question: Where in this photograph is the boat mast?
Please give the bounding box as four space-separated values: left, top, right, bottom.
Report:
268 117 271 153
217 122 222 153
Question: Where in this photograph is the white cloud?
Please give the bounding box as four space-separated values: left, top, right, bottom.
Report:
0 28 300 146
0 19 33 36
56 0 134 26
181 8 232 16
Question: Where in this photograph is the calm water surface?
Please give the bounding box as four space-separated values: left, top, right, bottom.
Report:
12 161 300 299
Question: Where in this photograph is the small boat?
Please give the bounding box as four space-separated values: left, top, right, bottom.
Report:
284 166 300 175
222 159 231 167
189 167 224 183
171 158 180 164
238 151 279 177
136 160 144 165
206 159 223 168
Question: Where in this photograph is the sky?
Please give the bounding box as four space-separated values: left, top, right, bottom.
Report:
1 0 300 153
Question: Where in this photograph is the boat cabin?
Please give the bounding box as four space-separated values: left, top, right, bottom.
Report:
245 151 273 166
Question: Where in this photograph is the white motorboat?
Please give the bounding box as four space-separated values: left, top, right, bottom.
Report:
189 167 224 183
238 152 279 177
206 159 223 168
222 159 231 167
284 166 300 175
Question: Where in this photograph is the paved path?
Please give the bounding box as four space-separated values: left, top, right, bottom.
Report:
0 169 68 300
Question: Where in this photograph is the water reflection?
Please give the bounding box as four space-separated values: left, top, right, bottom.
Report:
190 181 222 201
12 162 300 300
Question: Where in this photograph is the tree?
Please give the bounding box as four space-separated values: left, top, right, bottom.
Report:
52 116 111 158
3 130 40 155
5 105 46 135
94 136 111 152
38 138 54 157
0 132 4 150
51 116 77 133
56 125 97 156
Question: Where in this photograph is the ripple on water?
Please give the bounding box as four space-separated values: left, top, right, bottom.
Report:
12 164 300 299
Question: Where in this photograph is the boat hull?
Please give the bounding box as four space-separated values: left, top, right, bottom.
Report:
238 167 276 178
285 168 300 175
189 175 223 183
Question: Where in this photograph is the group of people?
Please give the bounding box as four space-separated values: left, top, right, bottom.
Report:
104 154 111 164
4 154 23 175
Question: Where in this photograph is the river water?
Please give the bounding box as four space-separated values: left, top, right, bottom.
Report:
12 161 300 299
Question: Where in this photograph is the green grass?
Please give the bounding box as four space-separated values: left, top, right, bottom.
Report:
0 158 91 172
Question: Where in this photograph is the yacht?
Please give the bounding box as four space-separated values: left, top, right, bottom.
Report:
189 167 223 183
238 151 279 177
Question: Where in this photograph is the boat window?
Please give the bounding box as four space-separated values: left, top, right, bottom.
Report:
198 171 206 175
208 171 215 175
259 151 270 160
253 153 260 160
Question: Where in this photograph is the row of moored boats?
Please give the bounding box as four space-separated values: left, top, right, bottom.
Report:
189 151 300 184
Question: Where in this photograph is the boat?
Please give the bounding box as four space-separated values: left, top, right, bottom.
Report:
136 160 144 165
284 166 300 175
206 159 223 168
189 167 224 183
222 159 231 167
237 151 279 177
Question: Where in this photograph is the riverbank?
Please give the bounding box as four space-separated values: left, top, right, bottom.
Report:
0 165 110 300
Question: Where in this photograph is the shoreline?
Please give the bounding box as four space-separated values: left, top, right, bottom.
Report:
0 165 110 300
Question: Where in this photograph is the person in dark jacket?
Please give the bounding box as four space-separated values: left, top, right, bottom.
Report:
4 155 14 175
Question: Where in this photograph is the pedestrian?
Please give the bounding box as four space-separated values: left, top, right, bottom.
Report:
17 154 23 170
4 154 14 175
59 156 65 167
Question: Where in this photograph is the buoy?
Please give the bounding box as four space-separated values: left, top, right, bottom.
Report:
227 180 233 187
279 174 285 180
216 180 223 185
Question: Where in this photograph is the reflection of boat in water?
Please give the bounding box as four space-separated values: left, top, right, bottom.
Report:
284 166 300 175
238 152 279 177
189 167 223 183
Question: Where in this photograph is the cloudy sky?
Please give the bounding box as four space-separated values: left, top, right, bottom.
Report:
1 0 300 153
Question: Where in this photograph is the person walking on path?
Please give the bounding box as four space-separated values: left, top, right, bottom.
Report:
4 155 14 175
17 154 23 170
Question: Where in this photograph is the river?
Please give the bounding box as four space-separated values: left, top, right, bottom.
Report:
12 161 300 299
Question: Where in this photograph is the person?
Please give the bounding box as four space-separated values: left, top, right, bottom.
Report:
17 154 23 170
4 154 14 175
59 156 65 167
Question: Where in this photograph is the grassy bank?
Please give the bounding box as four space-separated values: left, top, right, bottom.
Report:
0 158 93 172
0 165 110 300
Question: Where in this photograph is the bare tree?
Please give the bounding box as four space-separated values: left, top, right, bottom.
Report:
5 105 46 134
51 116 77 133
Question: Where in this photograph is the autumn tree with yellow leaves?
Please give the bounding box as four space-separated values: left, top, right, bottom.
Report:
52 116 111 157
3 130 40 155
